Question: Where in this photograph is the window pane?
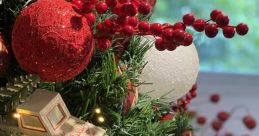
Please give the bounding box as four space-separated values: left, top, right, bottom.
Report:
21 114 45 132
47 104 66 129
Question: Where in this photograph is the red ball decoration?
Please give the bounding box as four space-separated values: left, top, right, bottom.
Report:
12 0 94 82
0 33 9 76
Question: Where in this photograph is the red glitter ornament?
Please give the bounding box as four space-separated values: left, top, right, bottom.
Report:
12 0 94 82
0 33 9 76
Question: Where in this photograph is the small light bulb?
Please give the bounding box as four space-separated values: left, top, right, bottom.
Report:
13 113 21 119
98 116 105 123
95 108 101 114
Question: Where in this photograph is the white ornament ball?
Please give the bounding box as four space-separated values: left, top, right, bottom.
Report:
139 38 199 102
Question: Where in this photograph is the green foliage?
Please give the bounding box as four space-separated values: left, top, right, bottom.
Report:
107 95 191 136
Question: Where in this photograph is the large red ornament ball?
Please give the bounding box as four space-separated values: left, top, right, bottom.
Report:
12 0 94 82
0 33 9 76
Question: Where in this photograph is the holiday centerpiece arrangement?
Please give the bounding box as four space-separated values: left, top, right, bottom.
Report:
0 0 251 135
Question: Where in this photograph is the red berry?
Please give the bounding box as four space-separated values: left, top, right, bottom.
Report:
155 37 165 51
162 23 171 28
172 106 180 112
173 29 186 43
138 21 150 33
183 13 195 26
173 22 186 30
97 38 112 52
190 91 197 98
185 94 192 101
82 3 94 13
165 42 177 51
127 16 139 27
121 3 138 16
183 33 193 46
217 111 230 122
73 0 83 9
216 14 229 27
205 24 218 38
116 16 129 26
138 2 152 15
224 132 233 136
105 0 118 8
223 26 235 38
162 28 174 40
243 115 257 130
97 23 104 32
118 0 128 4
190 83 197 93
96 2 108 14
210 93 220 103
121 25 134 36
197 116 206 125
210 9 223 21
84 13 96 26
193 19 207 32
150 23 163 35
236 23 249 35
211 120 223 131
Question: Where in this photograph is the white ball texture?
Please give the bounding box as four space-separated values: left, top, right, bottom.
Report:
139 38 199 102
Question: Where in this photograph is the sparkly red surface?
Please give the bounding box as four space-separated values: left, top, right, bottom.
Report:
12 0 94 82
0 34 9 76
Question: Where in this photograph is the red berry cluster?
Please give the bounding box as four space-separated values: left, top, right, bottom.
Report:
73 1 249 53
171 84 197 112
192 9 249 38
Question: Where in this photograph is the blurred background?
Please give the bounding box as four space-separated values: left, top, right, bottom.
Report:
151 0 259 135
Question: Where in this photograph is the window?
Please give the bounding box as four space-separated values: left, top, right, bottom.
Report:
47 104 66 130
20 114 46 132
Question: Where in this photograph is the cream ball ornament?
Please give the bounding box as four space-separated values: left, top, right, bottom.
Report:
139 38 199 102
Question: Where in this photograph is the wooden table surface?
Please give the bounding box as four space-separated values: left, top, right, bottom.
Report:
190 72 259 136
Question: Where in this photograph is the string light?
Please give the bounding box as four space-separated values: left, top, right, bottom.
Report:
13 113 21 118
94 108 101 114
97 116 105 123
